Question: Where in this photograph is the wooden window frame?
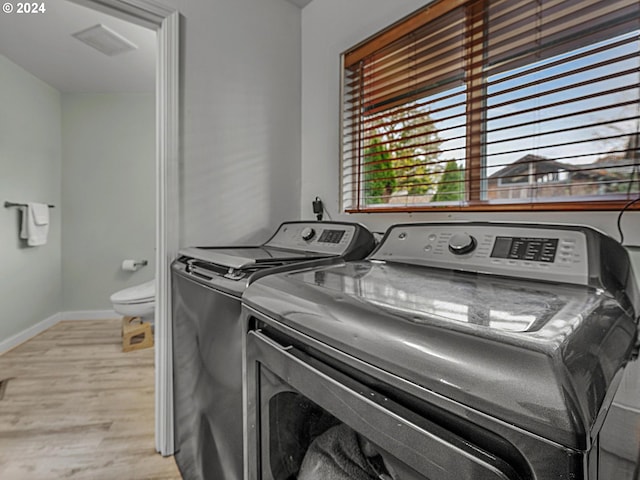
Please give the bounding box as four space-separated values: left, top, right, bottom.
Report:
339 0 640 214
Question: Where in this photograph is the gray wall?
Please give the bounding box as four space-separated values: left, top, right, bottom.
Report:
0 55 62 340
164 0 303 246
300 0 640 244
0 0 303 340
61 93 155 311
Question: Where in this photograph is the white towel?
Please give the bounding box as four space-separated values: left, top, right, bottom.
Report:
20 202 50 246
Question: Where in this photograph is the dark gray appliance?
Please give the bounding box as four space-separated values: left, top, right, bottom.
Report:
243 222 640 480
171 221 376 480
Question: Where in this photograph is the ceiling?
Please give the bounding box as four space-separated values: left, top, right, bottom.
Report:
0 0 313 93
0 0 155 93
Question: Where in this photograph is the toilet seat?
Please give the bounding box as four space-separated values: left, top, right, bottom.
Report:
111 280 155 305
113 300 154 319
111 280 155 326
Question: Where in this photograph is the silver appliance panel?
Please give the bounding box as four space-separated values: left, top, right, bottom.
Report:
243 260 635 451
304 261 585 333
178 247 330 271
264 222 358 254
179 221 361 272
244 306 588 480
172 220 376 480
243 221 639 479
173 272 243 480
245 329 521 480
371 223 590 285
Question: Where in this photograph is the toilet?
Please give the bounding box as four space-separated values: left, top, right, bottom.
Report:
110 280 155 325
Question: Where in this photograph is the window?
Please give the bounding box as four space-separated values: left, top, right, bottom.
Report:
341 0 640 212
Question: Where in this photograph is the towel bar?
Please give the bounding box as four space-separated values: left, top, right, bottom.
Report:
4 201 55 208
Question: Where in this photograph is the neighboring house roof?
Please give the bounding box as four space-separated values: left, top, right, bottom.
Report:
489 154 573 180
489 151 637 182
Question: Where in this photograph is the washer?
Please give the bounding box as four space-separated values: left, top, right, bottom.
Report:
170 221 375 480
243 222 640 480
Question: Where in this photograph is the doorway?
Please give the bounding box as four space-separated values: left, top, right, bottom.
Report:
67 0 179 456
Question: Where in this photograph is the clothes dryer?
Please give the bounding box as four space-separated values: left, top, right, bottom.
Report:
171 221 375 480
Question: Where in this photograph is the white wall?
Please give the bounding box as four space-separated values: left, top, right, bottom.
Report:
163 0 303 246
61 93 155 310
0 58 154 345
0 0 303 342
300 0 640 244
0 55 62 340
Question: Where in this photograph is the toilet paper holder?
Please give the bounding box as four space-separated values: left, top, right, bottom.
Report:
122 259 148 271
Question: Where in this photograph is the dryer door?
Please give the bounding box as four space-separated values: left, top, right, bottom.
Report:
245 330 522 480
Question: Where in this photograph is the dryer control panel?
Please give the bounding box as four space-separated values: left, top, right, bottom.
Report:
371 223 591 286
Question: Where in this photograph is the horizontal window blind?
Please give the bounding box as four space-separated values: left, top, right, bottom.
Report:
341 0 640 212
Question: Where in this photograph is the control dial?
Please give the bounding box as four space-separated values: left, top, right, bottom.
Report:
301 227 316 241
448 232 477 255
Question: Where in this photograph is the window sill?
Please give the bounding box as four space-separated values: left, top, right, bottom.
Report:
345 199 640 214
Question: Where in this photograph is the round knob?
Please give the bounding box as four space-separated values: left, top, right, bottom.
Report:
301 227 316 241
448 233 477 255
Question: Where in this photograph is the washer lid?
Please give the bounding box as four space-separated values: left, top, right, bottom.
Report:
110 280 155 304
180 246 328 270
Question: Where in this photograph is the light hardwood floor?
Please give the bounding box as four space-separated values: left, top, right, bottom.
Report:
0 320 182 479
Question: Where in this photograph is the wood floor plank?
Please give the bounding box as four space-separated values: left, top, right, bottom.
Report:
0 320 181 479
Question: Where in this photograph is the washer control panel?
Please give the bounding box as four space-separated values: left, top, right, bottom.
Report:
371 223 590 285
266 222 356 255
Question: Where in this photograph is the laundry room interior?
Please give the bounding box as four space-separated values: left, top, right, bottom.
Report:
1 0 640 479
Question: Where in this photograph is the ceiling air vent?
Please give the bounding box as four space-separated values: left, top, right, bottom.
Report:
72 24 138 56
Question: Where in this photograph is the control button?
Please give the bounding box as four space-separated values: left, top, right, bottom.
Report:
424 245 432 252
448 233 477 255
301 227 315 241
428 234 437 242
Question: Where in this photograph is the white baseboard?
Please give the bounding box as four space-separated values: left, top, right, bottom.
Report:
0 312 62 355
59 310 120 321
0 310 120 355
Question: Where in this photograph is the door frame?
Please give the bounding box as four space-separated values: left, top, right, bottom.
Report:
67 0 179 456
